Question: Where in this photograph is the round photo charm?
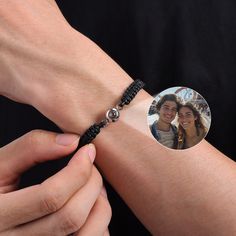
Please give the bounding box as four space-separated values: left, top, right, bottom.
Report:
147 87 211 150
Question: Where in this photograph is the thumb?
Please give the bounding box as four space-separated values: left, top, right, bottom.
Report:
0 130 79 179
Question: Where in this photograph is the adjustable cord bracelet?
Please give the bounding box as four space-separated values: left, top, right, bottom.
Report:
77 79 145 148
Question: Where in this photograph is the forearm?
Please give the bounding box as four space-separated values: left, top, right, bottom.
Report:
1 2 236 233
28 35 236 234
92 96 236 234
26 32 133 134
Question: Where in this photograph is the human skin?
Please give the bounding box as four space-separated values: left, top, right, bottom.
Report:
178 106 204 147
157 101 178 131
0 130 111 236
1 1 236 235
178 106 197 131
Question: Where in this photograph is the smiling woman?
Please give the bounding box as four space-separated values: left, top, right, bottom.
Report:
148 87 211 150
1 1 236 235
177 102 208 149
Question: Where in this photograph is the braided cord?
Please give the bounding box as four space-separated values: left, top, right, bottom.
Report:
78 79 145 148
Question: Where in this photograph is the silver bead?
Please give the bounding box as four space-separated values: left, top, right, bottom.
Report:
100 118 109 127
116 104 123 110
106 108 120 122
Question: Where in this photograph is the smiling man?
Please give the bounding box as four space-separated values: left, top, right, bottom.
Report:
151 94 180 149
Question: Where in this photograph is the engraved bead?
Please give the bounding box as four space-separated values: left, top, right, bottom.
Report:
106 108 120 122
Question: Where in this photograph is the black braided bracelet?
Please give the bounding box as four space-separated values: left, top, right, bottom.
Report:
77 79 145 148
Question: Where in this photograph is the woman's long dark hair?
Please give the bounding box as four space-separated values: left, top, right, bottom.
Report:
178 102 207 136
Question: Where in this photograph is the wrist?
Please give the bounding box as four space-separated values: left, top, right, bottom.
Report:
31 31 134 134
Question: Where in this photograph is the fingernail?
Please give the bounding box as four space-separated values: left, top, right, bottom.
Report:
87 143 96 163
56 133 79 146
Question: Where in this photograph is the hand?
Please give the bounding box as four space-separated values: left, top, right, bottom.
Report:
0 0 76 101
0 130 111 235
0 0 134 134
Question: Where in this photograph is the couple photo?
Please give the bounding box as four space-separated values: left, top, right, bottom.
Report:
149 88 211 150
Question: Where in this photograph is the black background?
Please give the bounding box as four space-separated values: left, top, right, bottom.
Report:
0 1 236 235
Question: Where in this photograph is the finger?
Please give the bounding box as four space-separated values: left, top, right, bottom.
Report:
0 130 79 179
75 194 112 236
12 166 104 236
0 144 95 231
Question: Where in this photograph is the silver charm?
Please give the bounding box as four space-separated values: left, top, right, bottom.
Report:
106 108 120 122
